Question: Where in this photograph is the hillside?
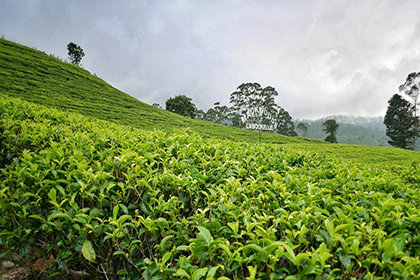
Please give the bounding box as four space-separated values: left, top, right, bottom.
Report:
0 38 312 146
1 38 420 279
1 38 418 167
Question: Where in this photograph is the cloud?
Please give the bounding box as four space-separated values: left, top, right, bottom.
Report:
1 0 420 119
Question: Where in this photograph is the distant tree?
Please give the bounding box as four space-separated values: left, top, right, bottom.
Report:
165 95 197 118
399 72 420 150
67 42 85 66
152 103 162 109
276 107 297 136
195 109 206 120
205 102 230 124
384 94 416 149
323 119 339 143
297 123 308 137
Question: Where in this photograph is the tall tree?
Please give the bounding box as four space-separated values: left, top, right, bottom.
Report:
323 119 339 143
229 82 279 129
165 95 197 118
399 72 420 150
297 123 308 137
276 107 297 136
67 42 85 66
384 94 416 149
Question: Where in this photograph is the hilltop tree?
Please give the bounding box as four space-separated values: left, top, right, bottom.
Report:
323 119 339 143
67 42 85 66
399 72 420 150
297 123 308 137
384 94 416 149
152 103 162 109
165 95 197 118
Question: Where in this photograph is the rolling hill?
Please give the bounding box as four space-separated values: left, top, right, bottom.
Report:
1 38 420 279
0 38 418 167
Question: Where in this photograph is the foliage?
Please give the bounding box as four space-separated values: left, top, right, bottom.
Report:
384 94 416 150
152 103 162 109
195 109 206 120
67 42 85 66
229 83 279 128
0 38 417 164
323 120 339 143
204 103 230 125
2 39 317 146
229 82 296 136
1 97 420 279
399 72 420 150
276 108 297 136
166 95 197 118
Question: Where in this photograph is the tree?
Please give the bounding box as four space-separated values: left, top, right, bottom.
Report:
165 95 197 118
229 83 280 128
399 72 420 150
205 102 230 124
384 94 416 149
195 109 206 120
297 123 308 137
152 103 162 109
276 107 297 136
67 42 85 66
323 119 339 143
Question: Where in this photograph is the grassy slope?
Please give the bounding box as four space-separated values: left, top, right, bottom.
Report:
0 38 419 166
0 39 311 145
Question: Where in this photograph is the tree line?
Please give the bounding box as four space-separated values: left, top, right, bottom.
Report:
160 82 339 143
64 42 418 149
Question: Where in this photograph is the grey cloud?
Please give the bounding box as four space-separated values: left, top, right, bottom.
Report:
1 0 420 119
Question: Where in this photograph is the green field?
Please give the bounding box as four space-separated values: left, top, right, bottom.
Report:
1 39 420 279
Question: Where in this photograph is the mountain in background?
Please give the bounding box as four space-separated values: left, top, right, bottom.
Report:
295 115 390 147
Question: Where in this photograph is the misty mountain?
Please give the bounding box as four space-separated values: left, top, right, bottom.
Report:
295 115 390 147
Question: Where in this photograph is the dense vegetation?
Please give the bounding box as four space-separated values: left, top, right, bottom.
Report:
1 38 420 279
1 97 420 279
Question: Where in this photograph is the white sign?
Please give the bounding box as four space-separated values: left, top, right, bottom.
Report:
241 106 277 131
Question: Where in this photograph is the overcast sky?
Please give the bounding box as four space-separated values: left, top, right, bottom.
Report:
1 0 420 119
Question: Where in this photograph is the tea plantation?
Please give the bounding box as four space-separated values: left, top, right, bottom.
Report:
1 38 420 279
1 97 420 279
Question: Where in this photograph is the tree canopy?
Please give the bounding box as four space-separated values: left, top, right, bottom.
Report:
165 95 197 118
384 94 416 149
399 72 420 150
229 82 296 136
67 42 85 66
323 119 339 143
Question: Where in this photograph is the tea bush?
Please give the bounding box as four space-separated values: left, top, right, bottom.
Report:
1 97 420 279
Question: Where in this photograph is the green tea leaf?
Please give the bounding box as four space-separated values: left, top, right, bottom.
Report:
82 240 96 262
191 267 208 280
197 226 212 245
338 251 351 271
